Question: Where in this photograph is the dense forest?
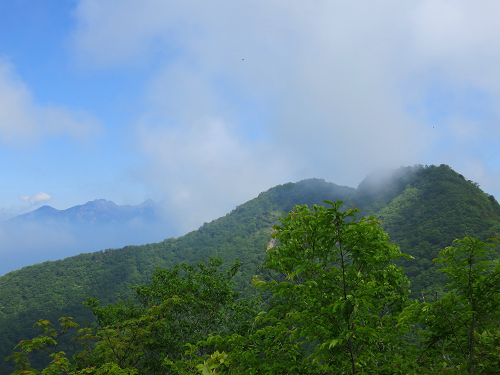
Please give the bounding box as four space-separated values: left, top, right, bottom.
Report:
2 164 500 373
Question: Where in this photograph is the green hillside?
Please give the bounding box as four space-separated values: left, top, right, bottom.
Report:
1 165 499 372
369 165 500 298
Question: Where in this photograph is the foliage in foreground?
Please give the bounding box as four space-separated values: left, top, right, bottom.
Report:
7 201 500 374
8 259 259 375
403 236 500 373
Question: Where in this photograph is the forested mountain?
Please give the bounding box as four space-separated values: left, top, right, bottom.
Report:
1 164 499 373
358 165 500 298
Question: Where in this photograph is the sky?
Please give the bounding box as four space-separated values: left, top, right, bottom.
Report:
1 0 500 239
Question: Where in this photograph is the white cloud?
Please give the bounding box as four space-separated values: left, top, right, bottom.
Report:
0 59 102 145
19 192 54 205
410 1 500 85
137 112 290 231
406 1 500 124
73 0 500 226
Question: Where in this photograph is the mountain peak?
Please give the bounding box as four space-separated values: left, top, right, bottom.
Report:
35 205 58 212
357 165 423 194
84 199 117 207
139 199 155 207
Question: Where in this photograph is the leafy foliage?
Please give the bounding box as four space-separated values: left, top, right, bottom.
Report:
256 201 413 372
7 258 258 374
405 236 500 373
165 201 416 374
85 258 259 374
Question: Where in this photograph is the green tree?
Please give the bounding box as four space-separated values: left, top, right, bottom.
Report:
409 236 500 373
176 201 416 374
87 257 259 373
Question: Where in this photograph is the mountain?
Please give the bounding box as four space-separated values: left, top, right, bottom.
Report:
360 165 500 296
0 164 499 372
6 198 159 226
0 199 173 277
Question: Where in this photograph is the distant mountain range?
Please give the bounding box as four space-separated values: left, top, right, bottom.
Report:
5 199 160 226
0 198 174 279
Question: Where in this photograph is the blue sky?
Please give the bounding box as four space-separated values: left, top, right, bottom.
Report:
1 0 500 234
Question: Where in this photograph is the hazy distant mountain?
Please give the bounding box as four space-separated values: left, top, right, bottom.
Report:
6 199 159 226
0 198 175 278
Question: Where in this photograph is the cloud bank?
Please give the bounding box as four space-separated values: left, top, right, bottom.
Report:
69 0 500 231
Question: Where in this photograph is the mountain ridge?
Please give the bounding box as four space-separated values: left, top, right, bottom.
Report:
5 199 159 225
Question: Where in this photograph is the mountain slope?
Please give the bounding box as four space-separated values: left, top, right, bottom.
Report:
373 165 500 297
1 165 499 372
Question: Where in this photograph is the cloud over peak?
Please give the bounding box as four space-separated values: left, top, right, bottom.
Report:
19 192 54 205
68 0 500 229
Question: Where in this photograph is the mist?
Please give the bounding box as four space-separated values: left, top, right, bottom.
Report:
0 216 179 276
77 0 498 231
